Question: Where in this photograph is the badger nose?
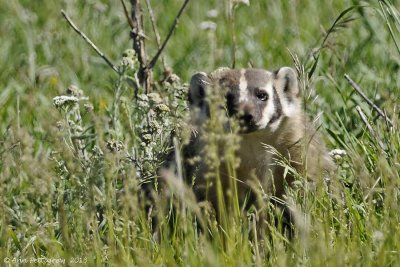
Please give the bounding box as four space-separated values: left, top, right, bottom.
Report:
242 113 253 124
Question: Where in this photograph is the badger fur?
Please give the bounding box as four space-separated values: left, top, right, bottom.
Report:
182 67 333 221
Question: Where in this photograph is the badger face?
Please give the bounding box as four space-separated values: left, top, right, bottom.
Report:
189 67 300 134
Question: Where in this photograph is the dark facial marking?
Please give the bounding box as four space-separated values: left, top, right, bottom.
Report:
268 86 283 125
198 84 206 98
189 83 206 106
226 91 237 116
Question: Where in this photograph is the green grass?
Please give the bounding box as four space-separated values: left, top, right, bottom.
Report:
1 0 399 266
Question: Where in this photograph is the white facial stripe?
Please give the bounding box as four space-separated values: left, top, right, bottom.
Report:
257 83 276 129
280 97 296 117
239 69 248 102
268 117 283 132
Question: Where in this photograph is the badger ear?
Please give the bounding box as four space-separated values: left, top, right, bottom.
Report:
188 72 209 107
274 67 300 97
209 67 230 81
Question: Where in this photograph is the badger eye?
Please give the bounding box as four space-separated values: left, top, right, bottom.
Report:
255 89 268 101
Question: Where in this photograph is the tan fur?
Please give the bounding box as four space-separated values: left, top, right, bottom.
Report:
186 67 333 215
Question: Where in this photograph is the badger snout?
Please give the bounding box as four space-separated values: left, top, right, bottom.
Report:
225 92 259 133
237 104 258 133
241 112 253 124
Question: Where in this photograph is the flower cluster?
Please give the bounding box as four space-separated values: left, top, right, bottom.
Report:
53 95 79 109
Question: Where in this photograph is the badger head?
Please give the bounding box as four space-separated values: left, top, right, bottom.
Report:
188 67 301 134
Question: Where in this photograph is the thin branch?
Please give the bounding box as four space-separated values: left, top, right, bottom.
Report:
229 0 237 68
61 10 119 74
147 0 190 70
145 0 167 71
131 0 150 91
363 176 381 202
344 74 393 127
356 106 386 151
120 0 134 29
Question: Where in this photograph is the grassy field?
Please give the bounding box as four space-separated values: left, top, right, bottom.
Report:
1 0 399 266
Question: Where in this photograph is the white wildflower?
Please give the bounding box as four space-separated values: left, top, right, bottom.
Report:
207 9 218 18
122 49 136 59
155 103 170 113
329 149 347 157
200 21 217 31
53 95 79 108
119 57 136 70
142 134 152 141
106 140 124 152
329 149 347 163
149 120 160 129
137 94 149 109
120 49 139 71
147 92 163 104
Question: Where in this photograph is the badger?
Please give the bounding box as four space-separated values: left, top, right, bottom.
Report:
177 66 334 222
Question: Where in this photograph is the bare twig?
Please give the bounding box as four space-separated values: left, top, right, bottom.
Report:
356 106 386 151
145 0 167 71
363 176 381 202
131 0 151 91
345 74 393 127
229 0 237 68
61 10 119 74
120 0 134 29
147 0 190 70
